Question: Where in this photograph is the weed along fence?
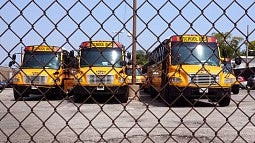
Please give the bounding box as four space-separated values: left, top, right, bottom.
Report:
0 1 255 142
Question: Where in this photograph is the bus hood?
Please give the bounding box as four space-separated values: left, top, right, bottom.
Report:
169 65 223 75
79 67 124 75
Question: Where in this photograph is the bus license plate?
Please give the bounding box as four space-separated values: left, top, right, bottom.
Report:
97 86 104 90
31 86 37 89
199 88 208 93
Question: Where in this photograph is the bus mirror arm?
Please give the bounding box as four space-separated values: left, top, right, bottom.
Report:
222 60 227 66
127 52 131 60
9 54 17 67
222 49 228 58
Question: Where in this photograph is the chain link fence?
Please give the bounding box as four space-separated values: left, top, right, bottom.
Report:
1 0 255 142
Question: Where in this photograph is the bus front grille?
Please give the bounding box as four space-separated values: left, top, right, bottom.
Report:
24 76 47 84
87 74 114 84
188 74 219 85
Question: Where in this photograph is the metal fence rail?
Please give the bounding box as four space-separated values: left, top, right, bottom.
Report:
1 0 255 142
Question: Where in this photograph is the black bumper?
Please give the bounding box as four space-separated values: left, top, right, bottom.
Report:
72 85 128 95
166 85 230 99
13 85 60 95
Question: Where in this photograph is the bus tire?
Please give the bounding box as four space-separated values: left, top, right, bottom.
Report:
161 86 175 106
118 87 128 103
150 86 158 99
44 87 63 100
232 86 239 94
54 87 66 100
14 89 22 101
13 87 29 101
74 94 88 103
218 91 231 107
118 93 128 103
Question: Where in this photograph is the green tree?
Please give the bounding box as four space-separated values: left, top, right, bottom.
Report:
135 50 148 65
248 40 255 51
212 32 243 58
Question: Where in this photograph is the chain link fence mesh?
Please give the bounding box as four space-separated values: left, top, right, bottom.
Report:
1 0 255 142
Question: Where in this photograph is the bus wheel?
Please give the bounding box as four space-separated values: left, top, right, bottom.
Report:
54 88 66 100
73 94 87 103
73 94 81 103
232 86 239 94
118 92 128 103
150 86 158 99
46 88 65 100
161 86 175 106
14 89 22 101
218 91 231 107
13 87 29 101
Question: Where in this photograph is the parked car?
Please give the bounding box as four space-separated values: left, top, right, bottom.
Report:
0 81 7 90
237 76 247 89
247 75 255 90
0 80 13 90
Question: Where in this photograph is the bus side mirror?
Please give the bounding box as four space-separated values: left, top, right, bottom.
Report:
142 67 147 74
70 50 75 58
235 57 241 65
9 61 14 67
12 54 16 61
127 52 131 60
9 54 17 67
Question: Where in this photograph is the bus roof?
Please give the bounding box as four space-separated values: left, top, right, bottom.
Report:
80 41 123 48
170 35 217 43
24 45 61 52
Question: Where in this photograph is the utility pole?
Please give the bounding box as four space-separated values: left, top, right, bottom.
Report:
128 0 139 100
246 25 249 68
132 0 137 85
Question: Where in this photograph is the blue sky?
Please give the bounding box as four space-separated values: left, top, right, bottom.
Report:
1 0 255 65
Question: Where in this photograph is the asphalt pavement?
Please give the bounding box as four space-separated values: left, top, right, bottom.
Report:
0 88 255 142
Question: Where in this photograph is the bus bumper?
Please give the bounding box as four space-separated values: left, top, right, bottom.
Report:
166 85 231 99
72 85 128 95
13 85 64 100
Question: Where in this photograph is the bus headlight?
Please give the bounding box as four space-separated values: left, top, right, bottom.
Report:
169 77 182 83
50 78 59 83
70 68 79 75
119 77 125 83
12 77 20 83
224 78 235 84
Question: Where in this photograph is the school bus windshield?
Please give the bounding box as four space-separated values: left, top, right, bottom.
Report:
22 52 61 69
126 68 142 76
80 48 122 67
171 42 220 66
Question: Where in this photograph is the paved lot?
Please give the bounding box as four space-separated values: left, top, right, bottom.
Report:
0 88 255 142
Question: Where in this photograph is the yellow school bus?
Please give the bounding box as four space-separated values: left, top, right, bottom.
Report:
125 65 146 85
9 45 75 100
72 41 128 103
146 35 240 106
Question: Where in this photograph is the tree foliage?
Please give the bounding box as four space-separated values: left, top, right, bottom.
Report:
212 32 244 58
135 50 148 65
248 40 255 51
